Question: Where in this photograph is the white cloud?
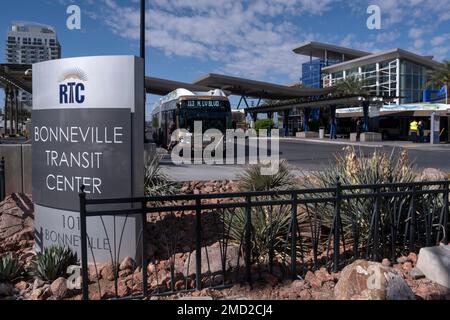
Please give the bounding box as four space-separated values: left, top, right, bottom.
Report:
89 0 335 83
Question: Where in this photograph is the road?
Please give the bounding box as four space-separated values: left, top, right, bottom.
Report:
160 139 450 181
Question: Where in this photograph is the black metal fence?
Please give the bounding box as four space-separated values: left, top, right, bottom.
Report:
79 179 449 300
0 157 5 201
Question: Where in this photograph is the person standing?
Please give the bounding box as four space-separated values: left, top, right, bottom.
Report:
356 119 362 141
418 120 424 143
410 119 418 143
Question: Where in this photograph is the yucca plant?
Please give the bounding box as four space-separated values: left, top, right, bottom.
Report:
0 253 22 282
301 147 443 258
30 245 78 282
223 161 301 264
144 152 179 196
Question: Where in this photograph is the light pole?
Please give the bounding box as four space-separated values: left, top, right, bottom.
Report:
140 0 146 142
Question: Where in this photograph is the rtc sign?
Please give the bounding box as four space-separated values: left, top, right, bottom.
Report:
59 69 87 104
32 56 144 262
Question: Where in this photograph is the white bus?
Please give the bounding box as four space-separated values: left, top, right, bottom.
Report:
151 88 232 148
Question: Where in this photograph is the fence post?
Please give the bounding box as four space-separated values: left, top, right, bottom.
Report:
291 191 298 280
444 179 449 245
333 177 342 273
245 195 252 284
79 186 89 301
0 157 5 202
195 197 202 291
373 187 381 261
410 185 417 252
141 200 148 297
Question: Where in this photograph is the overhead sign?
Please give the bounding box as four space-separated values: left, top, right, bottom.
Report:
32 56 144 262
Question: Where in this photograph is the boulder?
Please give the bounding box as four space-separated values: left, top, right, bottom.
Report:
183 242 242 276
416 245 450 288
334 259 415 300
50 277 68 299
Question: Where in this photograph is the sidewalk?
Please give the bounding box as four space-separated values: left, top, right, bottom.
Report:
281 137 450 150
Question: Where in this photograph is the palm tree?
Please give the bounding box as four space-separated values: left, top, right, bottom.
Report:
334 76 367 97
426 60 450 103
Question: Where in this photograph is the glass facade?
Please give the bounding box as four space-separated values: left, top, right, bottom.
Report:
302 58 341 88
325 58 431 104
399 59 428 104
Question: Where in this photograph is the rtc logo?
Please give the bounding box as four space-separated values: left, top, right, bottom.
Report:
59 68 87 105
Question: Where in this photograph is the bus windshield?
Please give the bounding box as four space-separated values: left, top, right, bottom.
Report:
179 100 231 133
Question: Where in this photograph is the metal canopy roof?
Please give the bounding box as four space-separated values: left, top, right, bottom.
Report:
1 64 335 101
293 41 371 60
322 48 441 73
245 95 394 114
0 63 32 93
144 76 211 96
192 73 334 100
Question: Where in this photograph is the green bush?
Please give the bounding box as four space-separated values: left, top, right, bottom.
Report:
30 245 78 282
0 253 22 282
254 119 275 134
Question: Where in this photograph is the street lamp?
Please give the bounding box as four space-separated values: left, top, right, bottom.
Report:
141 0 146 142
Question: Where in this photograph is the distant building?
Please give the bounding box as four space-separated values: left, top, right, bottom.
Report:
5 22 61 106
295 42 441 105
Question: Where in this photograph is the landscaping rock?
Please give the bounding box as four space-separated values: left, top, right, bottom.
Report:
50 277 68 299
119 257 135 271
334 259 415 300
15 281 29 292
305 271 322 289
184 242 242 276
101 264 117 281
33 278 45 291
416 245 450 288
410 268 425 280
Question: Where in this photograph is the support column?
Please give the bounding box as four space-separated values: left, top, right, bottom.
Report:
284 111 289 137
330 105 337 140
3 87 8 136
14 89 19 136
362 101 370 132
303 108 310 132
8 88 13 137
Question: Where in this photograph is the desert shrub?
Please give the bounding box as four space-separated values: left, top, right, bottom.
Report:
0 253 22 282
223 161 302 264
144 152 179 196
301 147 443 257
30 245 78 282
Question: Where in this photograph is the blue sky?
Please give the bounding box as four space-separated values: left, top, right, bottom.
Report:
1 0 450 116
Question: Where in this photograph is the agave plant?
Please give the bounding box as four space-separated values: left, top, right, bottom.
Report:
223 161 303 265
0 253 22 282
144 152 179 196
30 245 78 282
